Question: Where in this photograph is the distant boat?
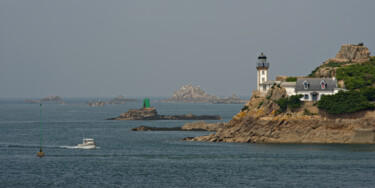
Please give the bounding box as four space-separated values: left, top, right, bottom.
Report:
76 138 96 149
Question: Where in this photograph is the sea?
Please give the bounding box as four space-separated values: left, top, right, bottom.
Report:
1 98 375 187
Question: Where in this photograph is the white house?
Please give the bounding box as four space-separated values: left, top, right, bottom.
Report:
294 78 347 101
255 53 346 101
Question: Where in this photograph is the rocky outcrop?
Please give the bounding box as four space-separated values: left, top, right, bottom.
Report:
310 43 373 78
131 121 224 131
162 84 246 104
185 86 375 144
108 108 221 120
329 43 370 63
106 95 138 104
87 100 105 106
181 121 224 131
25 96 63 104
86 95 138 106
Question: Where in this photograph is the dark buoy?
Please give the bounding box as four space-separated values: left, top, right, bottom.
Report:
37 104 44 158
37 149 44 157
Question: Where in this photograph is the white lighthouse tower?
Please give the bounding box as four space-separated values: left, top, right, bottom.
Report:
256 53 269 92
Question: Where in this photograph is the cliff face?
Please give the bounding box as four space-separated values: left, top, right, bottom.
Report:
187 87 375 144
310 43 372 78
163 84 246 103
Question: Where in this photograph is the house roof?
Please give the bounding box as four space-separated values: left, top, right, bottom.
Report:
295 78 337 92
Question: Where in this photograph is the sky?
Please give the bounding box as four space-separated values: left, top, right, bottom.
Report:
1 0 375 98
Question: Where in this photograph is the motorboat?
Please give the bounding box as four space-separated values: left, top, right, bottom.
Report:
77 138 96 149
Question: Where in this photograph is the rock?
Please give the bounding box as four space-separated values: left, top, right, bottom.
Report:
310 43 373 78
162 84 246 103
106 95 138 104
25 96 63 103
108 108 222 120
86 95 138 106
131 121 224 131
330 44 370 63
131 126 182 131
181 121 225 131
87 100 105 107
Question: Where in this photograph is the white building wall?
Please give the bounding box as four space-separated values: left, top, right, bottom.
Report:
295 91 335 101
284 86 296 96
257 69 268 92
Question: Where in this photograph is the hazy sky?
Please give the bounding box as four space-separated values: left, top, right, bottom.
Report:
1 0 375 98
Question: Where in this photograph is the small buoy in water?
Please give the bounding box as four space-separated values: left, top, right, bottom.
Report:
37 149 44 158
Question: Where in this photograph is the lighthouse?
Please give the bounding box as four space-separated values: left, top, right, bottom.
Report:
256 53 269 92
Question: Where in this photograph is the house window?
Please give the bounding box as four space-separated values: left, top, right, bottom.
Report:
263 85 267 91
304 94 309 100
303 81 309 89
262 78 265 82
262 70 265 75
321 81 327 89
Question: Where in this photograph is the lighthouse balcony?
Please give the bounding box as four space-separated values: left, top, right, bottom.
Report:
257 62 269 68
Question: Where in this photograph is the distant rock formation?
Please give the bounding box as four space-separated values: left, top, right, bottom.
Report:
25 96 63 104
86 95 138 106
107 107 221 120
106 95 138 104
163 84 246 103
87 100 105 107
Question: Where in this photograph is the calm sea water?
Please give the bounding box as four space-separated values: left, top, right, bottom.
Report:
1 99 375 187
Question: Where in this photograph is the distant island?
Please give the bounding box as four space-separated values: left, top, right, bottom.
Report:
87 95 138 106
107 98 221 120
186 43 375 144
25 96 64 104
162 84 246 103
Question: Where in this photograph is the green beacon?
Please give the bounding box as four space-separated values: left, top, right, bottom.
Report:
143 98 150 108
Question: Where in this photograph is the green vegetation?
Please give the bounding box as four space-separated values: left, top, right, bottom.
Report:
323 61 345 68
360 87 375 101
288 95 303 109
258 101 264 109
275 94 303 113
317 91 374 114
303 109 318 116
275 98 288 113
307 66 320 78
336 57 375 90
286 77 297 82
241 105 249 112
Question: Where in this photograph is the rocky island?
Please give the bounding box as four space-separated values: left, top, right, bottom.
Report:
25 96 64 104
162 84 246 103
86 95 138 106
186 44 375 144
108 107 221 120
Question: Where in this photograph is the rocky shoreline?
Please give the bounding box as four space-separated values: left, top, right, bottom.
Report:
131 121 224 131
108 108 221 120
184 87 375 144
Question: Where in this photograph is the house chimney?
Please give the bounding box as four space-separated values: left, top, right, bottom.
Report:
332 69 336 80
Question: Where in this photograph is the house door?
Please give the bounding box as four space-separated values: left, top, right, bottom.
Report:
312 94 318 101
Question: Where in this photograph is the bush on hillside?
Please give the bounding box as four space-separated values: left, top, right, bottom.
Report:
336 57 375 90
317 90 373 114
